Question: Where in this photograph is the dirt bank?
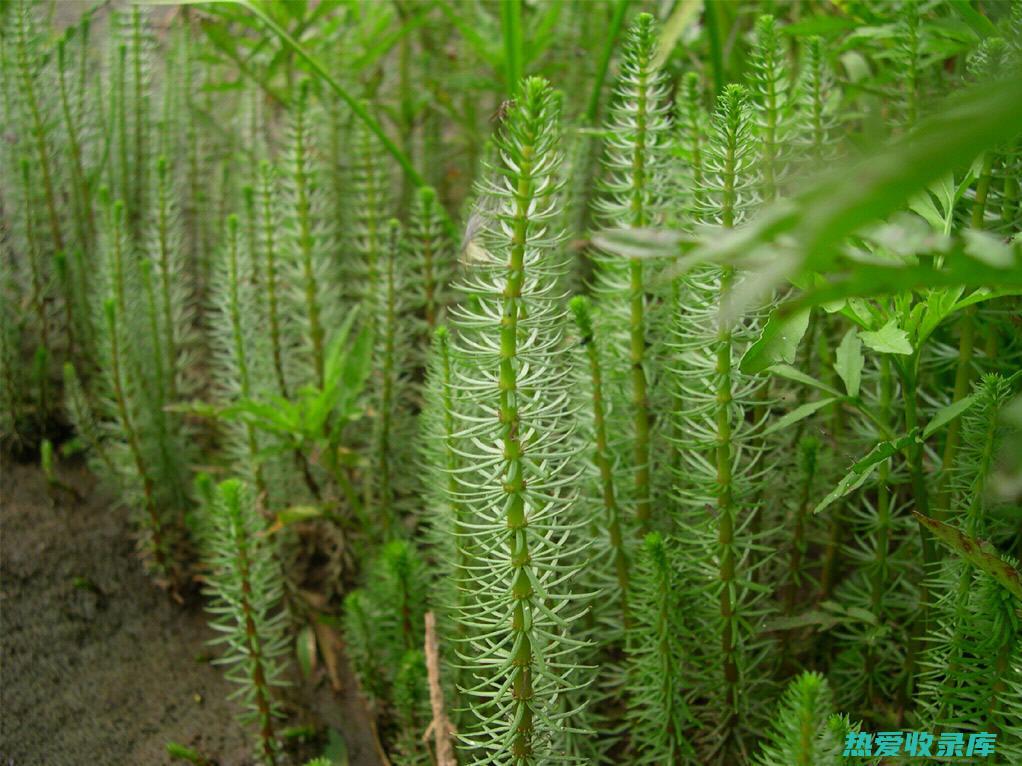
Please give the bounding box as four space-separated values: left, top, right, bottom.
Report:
0 460 381 766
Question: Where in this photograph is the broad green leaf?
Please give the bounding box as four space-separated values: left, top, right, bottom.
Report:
913 513 1022 601
776 246 1022 315
923 394 978 439
323 727 350 766
767 364 843 397
963 229 1013 268
276 505 324 526
814 433 919 514
222 397 298 433
933 173 955 220
949 1 997 39
740 306 811 375
839 51 870 83
340 327 373 412
904 301 926 342
296 624 317 680
812 462 876 516
324 309 360 390
762 398 838 437
859 319 912 355
834 329 863 398
842 606 879 625
908 190 945 232
303 388 333 437
852 433 919 472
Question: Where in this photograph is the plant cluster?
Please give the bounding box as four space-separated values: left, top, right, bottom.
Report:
2 1 1021 765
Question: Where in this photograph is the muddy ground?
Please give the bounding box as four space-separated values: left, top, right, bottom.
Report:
0 460 382 766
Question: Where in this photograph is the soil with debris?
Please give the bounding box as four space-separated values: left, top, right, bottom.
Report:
0 459 382 766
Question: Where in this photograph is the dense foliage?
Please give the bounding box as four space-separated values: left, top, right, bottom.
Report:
2 1 1021 764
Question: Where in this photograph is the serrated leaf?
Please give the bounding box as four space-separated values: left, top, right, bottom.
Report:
834 329 863 398
860 319 913 355
914 512 1022 601
917 287 964 345
741 306 811 375
762 398 838 437
814 433 919 514
923 394 978 439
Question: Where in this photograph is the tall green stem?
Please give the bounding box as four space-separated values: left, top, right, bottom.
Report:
935 305 975 518
584 0 631 124
496 113 539 760
896 355 934 717
224 217 267 500
15 7 64 253
57 37 95 254
501 0 524 98
292 85 325 388
572 297 630 627
104 299 169 577
704 0 726 95
221 484 278 765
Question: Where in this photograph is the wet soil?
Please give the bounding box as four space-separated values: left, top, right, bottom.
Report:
0 460 382 766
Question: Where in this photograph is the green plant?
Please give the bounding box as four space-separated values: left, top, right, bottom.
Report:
589 13 671 533
666 83 774 763
5 3 1022 765
199 477 289 766
218 309 372 520
754 672 859 766
442 76 593 764
342 540 429 759
624 533 694 765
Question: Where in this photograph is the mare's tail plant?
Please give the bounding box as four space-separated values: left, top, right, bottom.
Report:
665 83 775 763
370 220 417 535
570 295 631 634
921 374 1022 759
754 672 860 766
624 533 694 765
407 185 453 332
343 540 429 756
199 477 289 766
443 76 593 764
590 13 671 533
281 80 340 394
